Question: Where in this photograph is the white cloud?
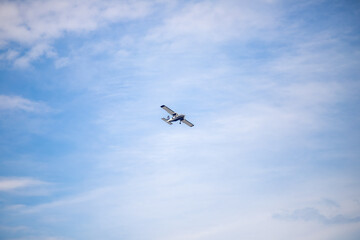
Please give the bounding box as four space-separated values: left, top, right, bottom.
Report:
147 0 278 44
0 177 46 191
0 95 49 112
13 42 55 68
273 207 360 224
19 187 113 214
267 32 360 79
54 57 70 69
0 0 153 66
0 0 151 46
0 49 19 61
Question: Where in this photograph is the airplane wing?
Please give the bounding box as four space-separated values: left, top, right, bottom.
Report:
161 105 176 115
182 119 194 127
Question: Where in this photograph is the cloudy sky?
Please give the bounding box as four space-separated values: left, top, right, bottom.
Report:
0 0 360 239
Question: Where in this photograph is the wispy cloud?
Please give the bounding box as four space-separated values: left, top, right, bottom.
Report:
0 95 49 113
13 43 56 68
0 0 153 67
274 207 360 225
0 0 152 45
0 177 47 191
147 0 278 44
18 187 112 214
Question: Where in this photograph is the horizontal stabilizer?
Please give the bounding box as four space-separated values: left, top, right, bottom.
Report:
162 118 172 125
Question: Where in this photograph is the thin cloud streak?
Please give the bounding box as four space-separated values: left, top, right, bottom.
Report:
0 95 50 113
0 177 47 191
274 207 360 225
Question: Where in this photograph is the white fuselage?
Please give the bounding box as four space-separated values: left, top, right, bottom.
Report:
168 114 185 123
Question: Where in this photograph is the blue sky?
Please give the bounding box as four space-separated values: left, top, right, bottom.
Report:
0 0 360 239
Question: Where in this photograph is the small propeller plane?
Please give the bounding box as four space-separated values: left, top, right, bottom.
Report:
161 105 194 127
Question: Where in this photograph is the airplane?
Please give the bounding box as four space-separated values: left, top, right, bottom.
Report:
160 105 194 127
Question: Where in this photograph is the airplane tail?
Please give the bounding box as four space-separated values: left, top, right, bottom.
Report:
162 118 172 125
